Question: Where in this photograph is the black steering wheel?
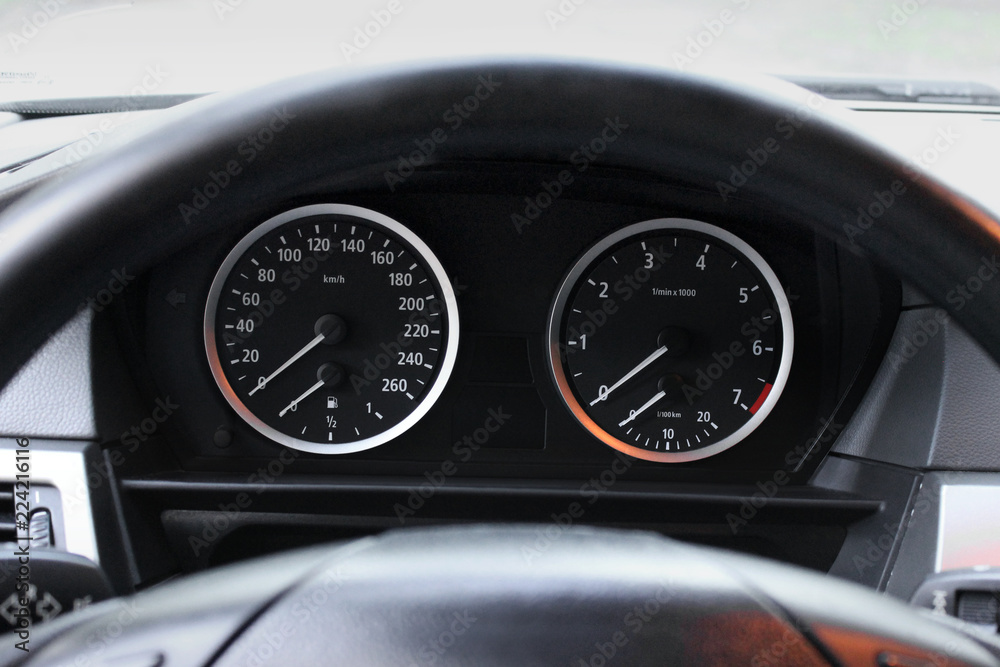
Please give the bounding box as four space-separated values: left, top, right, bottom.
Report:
2 61 999 666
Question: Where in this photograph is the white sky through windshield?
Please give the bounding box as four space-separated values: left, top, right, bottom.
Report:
1 0 998 102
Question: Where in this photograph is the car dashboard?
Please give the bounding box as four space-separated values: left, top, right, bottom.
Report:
1 75 999 626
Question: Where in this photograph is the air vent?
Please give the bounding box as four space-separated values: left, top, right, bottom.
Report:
957 590 999 629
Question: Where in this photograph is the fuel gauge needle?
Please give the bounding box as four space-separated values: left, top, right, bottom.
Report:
279 379 325 417
619 390 666 427
590 345 667 406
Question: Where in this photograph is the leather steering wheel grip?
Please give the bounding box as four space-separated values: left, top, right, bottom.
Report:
0 60 999 387
14 527 1000 665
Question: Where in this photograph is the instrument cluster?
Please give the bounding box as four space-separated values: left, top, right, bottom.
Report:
133 169 895 482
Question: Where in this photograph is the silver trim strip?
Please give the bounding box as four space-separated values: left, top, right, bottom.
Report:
936 484 1000 572
845 101 1000 115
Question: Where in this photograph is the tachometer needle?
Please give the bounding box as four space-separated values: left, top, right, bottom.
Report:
618 390 666 428
278 380 325 417
250 333 325 396
590 345 668 406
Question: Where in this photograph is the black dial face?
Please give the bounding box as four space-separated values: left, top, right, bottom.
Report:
205 204 459 454
548 218 793 463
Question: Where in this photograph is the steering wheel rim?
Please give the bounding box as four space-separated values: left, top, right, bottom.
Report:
0 60 998 387
13 525 1000 665
2 60 1000 665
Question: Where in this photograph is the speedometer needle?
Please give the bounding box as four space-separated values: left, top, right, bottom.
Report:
590 345 668 406
278 380 325 417
618 390 666 428
250 333 325 396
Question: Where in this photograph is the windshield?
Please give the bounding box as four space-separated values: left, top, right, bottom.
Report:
1 0 998 103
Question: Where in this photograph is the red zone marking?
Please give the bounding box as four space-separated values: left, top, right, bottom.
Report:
749 382 772 414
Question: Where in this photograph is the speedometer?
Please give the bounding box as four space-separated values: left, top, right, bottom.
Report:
547 218 793 463
205 204 458 454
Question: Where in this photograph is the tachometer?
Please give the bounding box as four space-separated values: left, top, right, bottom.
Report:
205 204 458 454
547 218 792 463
